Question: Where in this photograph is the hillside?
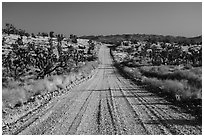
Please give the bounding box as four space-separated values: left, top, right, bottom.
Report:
189 35 202 44
80 34 202 45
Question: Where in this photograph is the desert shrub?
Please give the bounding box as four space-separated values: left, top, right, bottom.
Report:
189 67 202 76
113 55 202 102
3 79 24 89
75 72 83 81
122 66 142 80
23 80 46 99
2 53 99 110
141 76 201 100
47 75 66 89
140 66 164 78
140 65 171 76
43 79 58 93
62 75 71 87
180 80 202 100
184 64 193 69
132 68 142 79
162 80 184 94
2 87 26 108
141 77 163 90
139 66 201 89
167 70 202 89
123 66 133 74
142 77 188 100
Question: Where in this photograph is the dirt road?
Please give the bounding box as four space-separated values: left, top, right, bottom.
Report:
10 44 202 135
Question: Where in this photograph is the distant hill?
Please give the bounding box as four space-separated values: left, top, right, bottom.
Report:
80 34 202 45
189 35 202 44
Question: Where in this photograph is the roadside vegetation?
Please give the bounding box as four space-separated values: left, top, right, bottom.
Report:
2 23 101 113
107 34 202 117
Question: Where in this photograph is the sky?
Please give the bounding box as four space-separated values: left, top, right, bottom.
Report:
2 2 202 37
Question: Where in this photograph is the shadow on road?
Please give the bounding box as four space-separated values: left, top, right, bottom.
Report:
145 119 202 126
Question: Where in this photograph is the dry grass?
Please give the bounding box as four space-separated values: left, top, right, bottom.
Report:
141 76 201 101
2 61 99 110
2 87 26 108
139 66 202 89
111 49 202 102
116 63 201 101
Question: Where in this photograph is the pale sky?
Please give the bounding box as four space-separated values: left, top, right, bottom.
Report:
2 2 202 37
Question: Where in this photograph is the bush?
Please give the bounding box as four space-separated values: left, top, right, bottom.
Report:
2 87 26 108
163 80 184 94
132 68 142 79
139 66 201 90
24 80 46 98
46 75 66 89
142 77 163 90
2 59 99 110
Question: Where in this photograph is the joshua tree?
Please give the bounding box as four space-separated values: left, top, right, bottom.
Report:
48 31 55 55
5 23 15 35
57 34 64 58
49 31 55 38
70 34 78 43
31 33 36 38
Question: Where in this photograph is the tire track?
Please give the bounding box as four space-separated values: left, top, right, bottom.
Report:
6 68 100 135
115 82 150 134
74 62 107 135
106 68 149 134
11 90 70 135
49 46 105 135
107 65 153 134
127 79 200 123
95 61 121 135
111 64 173 134
96 92 102 133
95 66 106 134
107 76 132 135
116 72 201 134
106 54 149 134
115 74 177 134
49 74 101 135
105 88 117 134
129 83 202 134
44 70 102 134
98 70 115 134
109 46 200 135
19 70 100 135
66 91 93 134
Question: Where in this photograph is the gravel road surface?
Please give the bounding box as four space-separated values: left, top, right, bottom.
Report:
7 44 202 135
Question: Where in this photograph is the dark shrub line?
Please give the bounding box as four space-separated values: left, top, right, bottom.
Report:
139 68 202 89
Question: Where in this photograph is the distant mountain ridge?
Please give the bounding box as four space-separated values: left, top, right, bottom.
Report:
80 34 202 45
189 35 202 43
